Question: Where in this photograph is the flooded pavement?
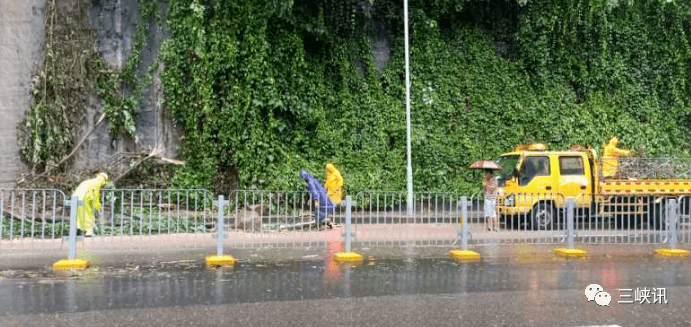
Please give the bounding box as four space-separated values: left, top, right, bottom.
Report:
2 255 691 320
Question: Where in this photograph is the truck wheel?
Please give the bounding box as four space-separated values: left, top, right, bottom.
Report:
501 214 530 230
531 203 556 230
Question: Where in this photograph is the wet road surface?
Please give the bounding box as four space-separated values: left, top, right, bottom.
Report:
2 255 691 326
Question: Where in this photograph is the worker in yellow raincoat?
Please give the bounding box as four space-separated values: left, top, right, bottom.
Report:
602 137 632 178
72 172 109 236
324 163 344 204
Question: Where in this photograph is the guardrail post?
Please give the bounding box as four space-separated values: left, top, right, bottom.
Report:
460 197 469 251
206 195 235 267
667 199 678 250
553 197 587 257
566 197 575 250
449 196 480 260
52 196 89 270
334 196 363 262
217 195 228 257
67 196 78 260
344 196 353 253
654 198 689 257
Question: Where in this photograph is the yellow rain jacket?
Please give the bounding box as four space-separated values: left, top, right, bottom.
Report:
324 163 344 204
602 137 632 178
72 173 108 235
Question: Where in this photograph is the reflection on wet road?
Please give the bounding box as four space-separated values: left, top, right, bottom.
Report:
2 256 691 317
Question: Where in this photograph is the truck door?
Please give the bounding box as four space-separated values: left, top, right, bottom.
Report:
557 156 592 208
518 156 555 194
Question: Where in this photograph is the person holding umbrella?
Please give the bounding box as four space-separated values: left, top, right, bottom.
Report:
470 160 501 232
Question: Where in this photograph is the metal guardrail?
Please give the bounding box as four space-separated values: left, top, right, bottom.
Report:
2 189 690 254
491 191 689 245
0 189 68 240
96 188 215 236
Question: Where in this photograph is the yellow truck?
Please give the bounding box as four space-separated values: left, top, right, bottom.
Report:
495 143 691 230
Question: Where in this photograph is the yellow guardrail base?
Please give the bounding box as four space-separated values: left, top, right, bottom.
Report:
205 255 236 267
553 248 588 258
52 259 90 270
334 252 364 263
448 249 481 261
654 248 691 257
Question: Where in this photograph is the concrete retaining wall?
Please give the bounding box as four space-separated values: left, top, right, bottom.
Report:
0 0 45 187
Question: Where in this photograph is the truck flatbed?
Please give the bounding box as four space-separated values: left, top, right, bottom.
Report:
600 179 691 195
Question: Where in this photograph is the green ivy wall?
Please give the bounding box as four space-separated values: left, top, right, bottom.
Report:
158 0 691 194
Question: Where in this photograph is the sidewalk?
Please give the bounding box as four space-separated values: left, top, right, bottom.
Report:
0 223 682 270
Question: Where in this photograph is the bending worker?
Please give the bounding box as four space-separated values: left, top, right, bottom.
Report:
72 172 109 236
602 137 632 178
324 163 344 205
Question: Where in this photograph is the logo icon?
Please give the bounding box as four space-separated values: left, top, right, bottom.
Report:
585 284 611 307
585 284 603 301
595 291 612 306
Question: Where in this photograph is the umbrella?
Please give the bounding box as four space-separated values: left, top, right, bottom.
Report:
469 160 501 170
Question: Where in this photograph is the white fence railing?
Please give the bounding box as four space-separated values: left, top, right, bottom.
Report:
1 189 689 254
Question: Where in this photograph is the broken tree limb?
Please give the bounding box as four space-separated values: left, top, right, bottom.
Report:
32 112 107 180
111 148 185 183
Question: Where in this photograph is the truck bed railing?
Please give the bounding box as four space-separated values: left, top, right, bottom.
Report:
604 157 691 179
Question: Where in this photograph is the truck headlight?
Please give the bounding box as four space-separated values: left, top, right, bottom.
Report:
505 194 515 207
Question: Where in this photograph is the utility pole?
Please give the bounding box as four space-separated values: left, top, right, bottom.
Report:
404 0 413 215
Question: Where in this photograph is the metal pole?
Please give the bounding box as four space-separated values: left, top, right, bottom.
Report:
461 197 469 250
0 192 4 239
404 0 413 216
345 196 353 252
668 199 677 249
566 198 575 249
68 196 79 260
217 195 228 257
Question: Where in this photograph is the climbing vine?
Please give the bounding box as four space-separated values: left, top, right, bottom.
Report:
21 0 161 181
21 0 691 194
93 0 162 140
160 0 691 194
20 0 97 174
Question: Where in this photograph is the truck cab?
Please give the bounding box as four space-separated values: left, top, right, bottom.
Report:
496 144 595 229
495 142 691 230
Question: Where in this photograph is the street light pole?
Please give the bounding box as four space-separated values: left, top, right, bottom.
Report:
404 0 413 215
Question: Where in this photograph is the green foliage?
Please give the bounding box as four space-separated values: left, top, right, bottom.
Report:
20 0 97 173
159 0 691 194
20 0 161 175
96 216 210 235
1 219 70 239
0 216 210 238
93 0 162 140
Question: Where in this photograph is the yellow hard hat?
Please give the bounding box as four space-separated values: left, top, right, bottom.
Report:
96 172 109 182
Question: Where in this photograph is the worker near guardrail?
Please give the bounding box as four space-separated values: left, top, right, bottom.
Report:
324 163 344 205
300 170 335 223
72 172 109 237
602 137 632 178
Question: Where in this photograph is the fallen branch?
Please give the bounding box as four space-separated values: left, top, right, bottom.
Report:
31 112 107 180
112 148 185 183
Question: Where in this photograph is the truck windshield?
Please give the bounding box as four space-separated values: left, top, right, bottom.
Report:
496 155 519 185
